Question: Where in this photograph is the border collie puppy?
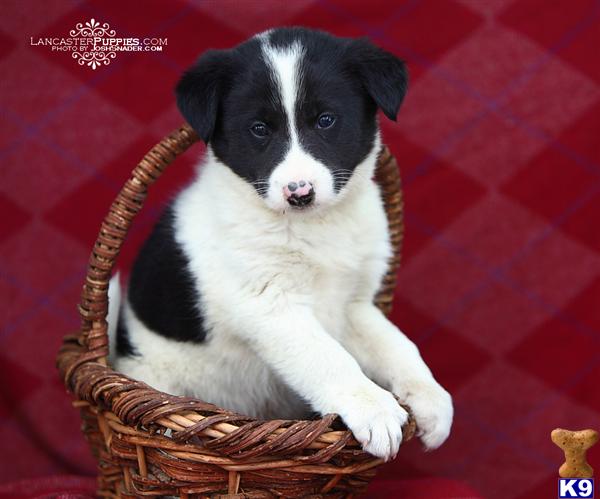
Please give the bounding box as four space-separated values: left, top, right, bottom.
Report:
107 27 452 460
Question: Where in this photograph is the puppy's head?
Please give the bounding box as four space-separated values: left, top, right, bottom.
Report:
176 27 407 212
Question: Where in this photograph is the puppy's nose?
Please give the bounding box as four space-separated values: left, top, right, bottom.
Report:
284 180 314 207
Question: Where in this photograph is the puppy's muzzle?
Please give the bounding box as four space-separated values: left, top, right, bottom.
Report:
284 180 315 208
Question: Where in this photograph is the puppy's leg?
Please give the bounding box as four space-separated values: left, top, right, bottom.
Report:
344 302 453 450
232 302 408 460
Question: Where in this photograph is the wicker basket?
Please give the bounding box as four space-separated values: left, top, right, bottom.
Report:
56 124 415 498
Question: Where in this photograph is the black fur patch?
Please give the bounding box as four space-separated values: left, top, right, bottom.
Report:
124 205 207 348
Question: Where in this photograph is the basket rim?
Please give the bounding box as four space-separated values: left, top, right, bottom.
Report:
57 124 413 464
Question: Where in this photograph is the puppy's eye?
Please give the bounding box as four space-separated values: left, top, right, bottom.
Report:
250 122 269 138
317 113 336 129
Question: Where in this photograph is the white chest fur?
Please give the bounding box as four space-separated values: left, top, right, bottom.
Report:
115 148 392 419
175 149 391 344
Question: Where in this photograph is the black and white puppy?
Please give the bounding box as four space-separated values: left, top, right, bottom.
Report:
107 27 453 460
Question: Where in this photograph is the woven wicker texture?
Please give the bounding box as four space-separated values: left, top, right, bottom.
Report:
57 124 413 498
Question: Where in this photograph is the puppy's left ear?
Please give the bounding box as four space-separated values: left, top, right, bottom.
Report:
347 39 408 121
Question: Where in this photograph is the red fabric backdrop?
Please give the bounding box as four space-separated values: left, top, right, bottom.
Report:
1 0 600 497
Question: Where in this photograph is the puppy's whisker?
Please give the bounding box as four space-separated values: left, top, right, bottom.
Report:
333 170 368 182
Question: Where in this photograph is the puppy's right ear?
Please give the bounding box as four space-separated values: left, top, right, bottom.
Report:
175 50 231 143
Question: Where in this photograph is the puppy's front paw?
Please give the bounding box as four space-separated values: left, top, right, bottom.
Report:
337 384 408 461
401 380 453 450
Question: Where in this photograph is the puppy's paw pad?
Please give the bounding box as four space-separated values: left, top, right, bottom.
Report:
340 386 408 461
403 381 453 450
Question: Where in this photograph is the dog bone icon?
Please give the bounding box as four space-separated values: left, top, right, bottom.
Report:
551 428 598 478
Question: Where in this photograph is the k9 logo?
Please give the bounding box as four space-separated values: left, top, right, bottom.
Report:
559 478 594 498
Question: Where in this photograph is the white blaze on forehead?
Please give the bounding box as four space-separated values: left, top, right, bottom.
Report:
261 40 304 144
260 38 337 212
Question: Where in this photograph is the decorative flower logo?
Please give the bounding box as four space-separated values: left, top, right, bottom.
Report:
69 18 116 38
71 50 117 70
70 18 117 70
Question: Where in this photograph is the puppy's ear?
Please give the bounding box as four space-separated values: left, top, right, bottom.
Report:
175 50 232 143
347 39 408 121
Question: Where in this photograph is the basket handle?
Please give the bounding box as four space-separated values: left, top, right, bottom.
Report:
78 124 199 362
77 124 403 364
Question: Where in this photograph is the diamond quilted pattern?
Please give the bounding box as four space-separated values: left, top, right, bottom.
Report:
498 0 599 56
0 221 87 296
0 193 31 245
392 296 491 392
447 280 553 354
0 353 43 411
466 442 551 499
562 276 600 333
0 0 76 34
194 0 316 36
18 378 98 472
404 159 487 244
0 29 15 61
498 56 600 137
395 68 486 154
507 316 599 396
84 0 188 35
501 143 600 221
390 415 492 479
569 361 600 413
157 7 246 67
92 54 182 122
0 278 37 334
398 237 489 321
0 140 89 213
443 113 548 188
504 228 600 308
0 49 84 125
553 14 600 85
384 0 483 68
41 90 141 169
2 1 600 496
324 0 417 35
456 0 518 17
558 100 600 168
287 3 371 38
443 192 549 266
3 308 73 382
435 23 543 100
0 112 23 153
0 420 63 479
456 360 559 430
562 189 600 252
